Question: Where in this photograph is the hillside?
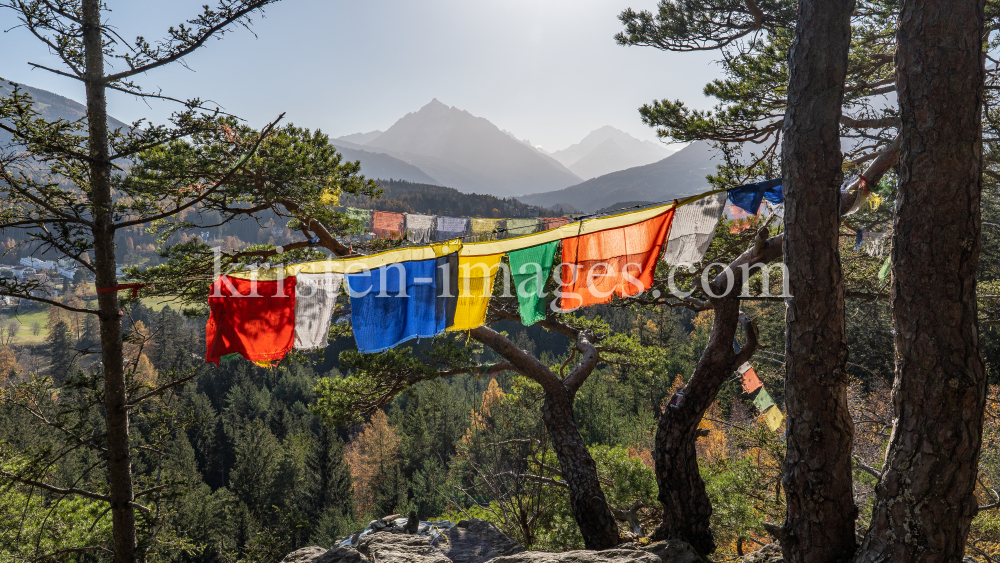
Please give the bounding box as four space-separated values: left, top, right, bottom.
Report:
340 179 558 218
361 99 582 197
332 142 441 185
516 141 719 212
0 80 128 145
547 126 674 180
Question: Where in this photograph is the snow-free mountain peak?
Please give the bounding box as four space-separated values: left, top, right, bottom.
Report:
359 100 581 197
549 126 677 180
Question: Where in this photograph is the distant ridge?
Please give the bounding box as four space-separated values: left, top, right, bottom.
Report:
0 80 128 144
547 126 674 180
340 179 557 218
516 141 719 213
332 141 440 185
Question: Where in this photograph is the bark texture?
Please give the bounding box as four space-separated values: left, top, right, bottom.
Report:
779 1 858 562
82 1 136 562
470 327 620 550
650 237 780 554
857 1 986 561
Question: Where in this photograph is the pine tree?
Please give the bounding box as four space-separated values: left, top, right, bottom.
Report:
45 319 76 381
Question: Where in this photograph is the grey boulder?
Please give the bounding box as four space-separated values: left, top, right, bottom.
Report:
280 546 363 563
358 533 452 563
484 549 660 563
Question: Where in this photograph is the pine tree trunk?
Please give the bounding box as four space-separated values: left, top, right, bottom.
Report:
470 326 620 550
650 292 742 555
779 2 858 562
82 1 137 562
540 386 622 550
856 2 986 561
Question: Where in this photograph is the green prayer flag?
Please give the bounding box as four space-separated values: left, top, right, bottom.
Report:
509 241 558 326
878 256 891 282
753 387 776 412
220 353 239 364
344 207 372 235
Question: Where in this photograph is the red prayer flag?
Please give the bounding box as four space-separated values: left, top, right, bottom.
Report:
372 211 405 239
739 363 763 394
559 210 674 310
206 275 296 364
541 216 571 230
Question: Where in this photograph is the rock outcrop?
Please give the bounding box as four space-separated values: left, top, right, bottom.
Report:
280 516 705 563
485 549 660 563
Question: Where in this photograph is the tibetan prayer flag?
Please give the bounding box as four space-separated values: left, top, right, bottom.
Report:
372 211 405 239
753 387 776 412
663 192 727 265
437 216 469 241
346 253 458 353
761 405 784 432
540 216 571 230
726 205 756 233
206 275 296 364
506 218 541 238
471 218 504 242
559 209 674 310
728 178 782 215
405 213 436 244
738 363 763 394
450 254 503 331
293 273 344 351
509 241 557 326
344 207 372 235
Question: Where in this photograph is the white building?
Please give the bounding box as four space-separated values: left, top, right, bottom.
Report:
20 257 55 271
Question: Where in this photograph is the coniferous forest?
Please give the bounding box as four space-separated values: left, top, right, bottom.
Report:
3 1 1000 563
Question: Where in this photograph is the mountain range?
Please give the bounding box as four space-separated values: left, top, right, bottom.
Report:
2 83 720 215
544 125 675 180
515 141 719 213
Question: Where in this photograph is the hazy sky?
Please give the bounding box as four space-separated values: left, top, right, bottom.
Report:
0 0 722 151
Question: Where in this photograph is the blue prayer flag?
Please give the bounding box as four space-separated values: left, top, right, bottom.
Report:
347 253 458 353
728 178 783 214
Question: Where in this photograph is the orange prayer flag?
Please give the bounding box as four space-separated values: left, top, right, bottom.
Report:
372 210 405 239
738 363 763 394
559 209 674 310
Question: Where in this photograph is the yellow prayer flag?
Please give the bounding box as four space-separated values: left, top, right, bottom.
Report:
760 405 784 432
449 254 503 331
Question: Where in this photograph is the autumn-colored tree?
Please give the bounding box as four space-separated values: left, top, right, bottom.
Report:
0 345 19 382
344 410 402 519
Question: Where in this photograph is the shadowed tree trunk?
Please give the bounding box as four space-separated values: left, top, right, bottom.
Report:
856 1 987 561
471 326 621 550
777 1 859 562
650 238 780 554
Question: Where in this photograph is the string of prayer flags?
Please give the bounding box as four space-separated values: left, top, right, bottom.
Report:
450 254 503 331
206 275 296 365
663 192 727 265
509 241 558 326
346 253 459 353
405 213 436 244
507 218 542 238
437 216 469 241
738 363 763 394
372 211 406 239
559 209 674 310
753 387 776 412
761 405 784 432
293 273 344 351
727 178 783 215
471 218 505 242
